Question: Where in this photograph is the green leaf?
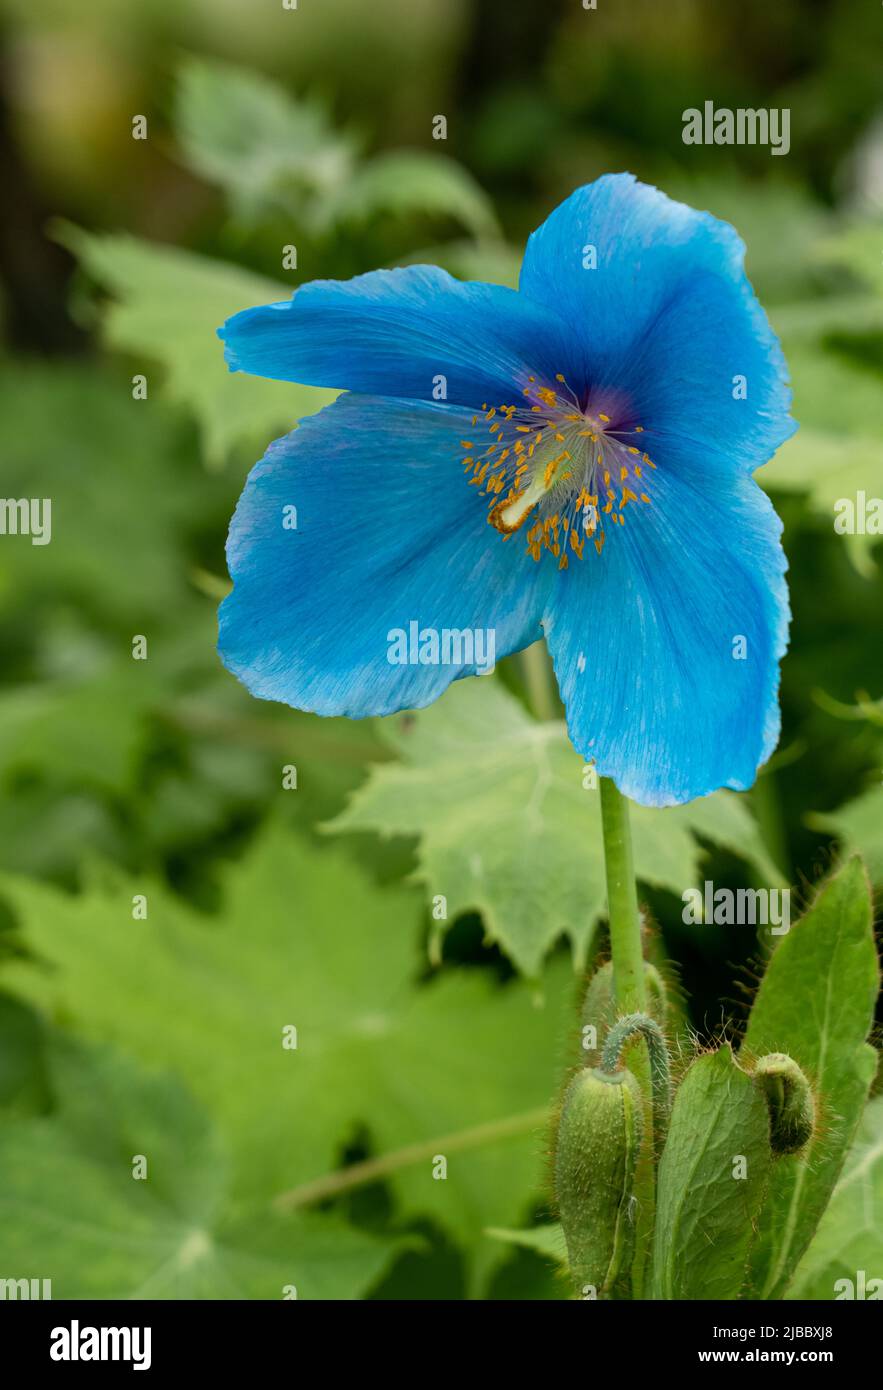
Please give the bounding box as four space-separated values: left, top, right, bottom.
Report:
0 822 570 1292
323 151 499 240
772 216 883 339
789 1095 883 1301
56 224 333 466
0 606 225 799
486 1223 567 1264
0 362 226 620
742 858 880 1298
815 785 883 883
652 1046 772 1300
787 1096 883 1300
0 663 159 796
174 60 497 242
0 995 50 1114
327 677 782 977
0 1036 401 1299
759 339 883 577
760 426 883 577
174 59 356 226
784 342 883 439
0 786 121 884
816 221 883 296
772 294 883 340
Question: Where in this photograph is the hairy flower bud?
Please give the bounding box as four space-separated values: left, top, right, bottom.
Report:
753 1052 815 1155
580 960 666 1065
555 1065 643 1298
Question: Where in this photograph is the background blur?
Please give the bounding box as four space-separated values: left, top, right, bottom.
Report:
0 0 881 1299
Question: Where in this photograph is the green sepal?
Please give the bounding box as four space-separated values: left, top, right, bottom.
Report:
555 1065 642 1299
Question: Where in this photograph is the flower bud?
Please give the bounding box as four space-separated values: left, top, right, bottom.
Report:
580 960 666 1065
555 1064 643 1297
753 1052 815 1155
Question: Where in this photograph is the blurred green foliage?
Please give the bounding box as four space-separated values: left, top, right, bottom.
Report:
0 0 880 1299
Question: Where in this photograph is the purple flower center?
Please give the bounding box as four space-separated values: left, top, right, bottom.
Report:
461 372 657 568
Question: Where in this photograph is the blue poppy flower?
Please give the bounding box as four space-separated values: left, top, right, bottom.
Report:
217 173 794 807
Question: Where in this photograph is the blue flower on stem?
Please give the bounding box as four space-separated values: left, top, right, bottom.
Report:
217 174 794 807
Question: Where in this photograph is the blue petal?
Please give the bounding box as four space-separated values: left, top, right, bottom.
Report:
219 264 579 412
520 174 795 475
544 465 789 807
219 394 552 715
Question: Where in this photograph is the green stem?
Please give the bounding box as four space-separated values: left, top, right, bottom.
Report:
751 768 790 883
601 1012 673 1154
598 776 652 1297
599 778 645 1012
273 1105 549 1211
520 640 559 722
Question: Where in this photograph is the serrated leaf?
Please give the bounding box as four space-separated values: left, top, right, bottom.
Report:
57 224 333 466
174 60 496 244
0 822 570 1292
787 1096 883 1300
742 858 880 1298
174 59 356 225
652 1046 772 1300
0 1036 401 1299
322 150 499 240
327 677 781 976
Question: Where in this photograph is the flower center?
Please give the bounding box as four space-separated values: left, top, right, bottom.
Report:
460 373 657 569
